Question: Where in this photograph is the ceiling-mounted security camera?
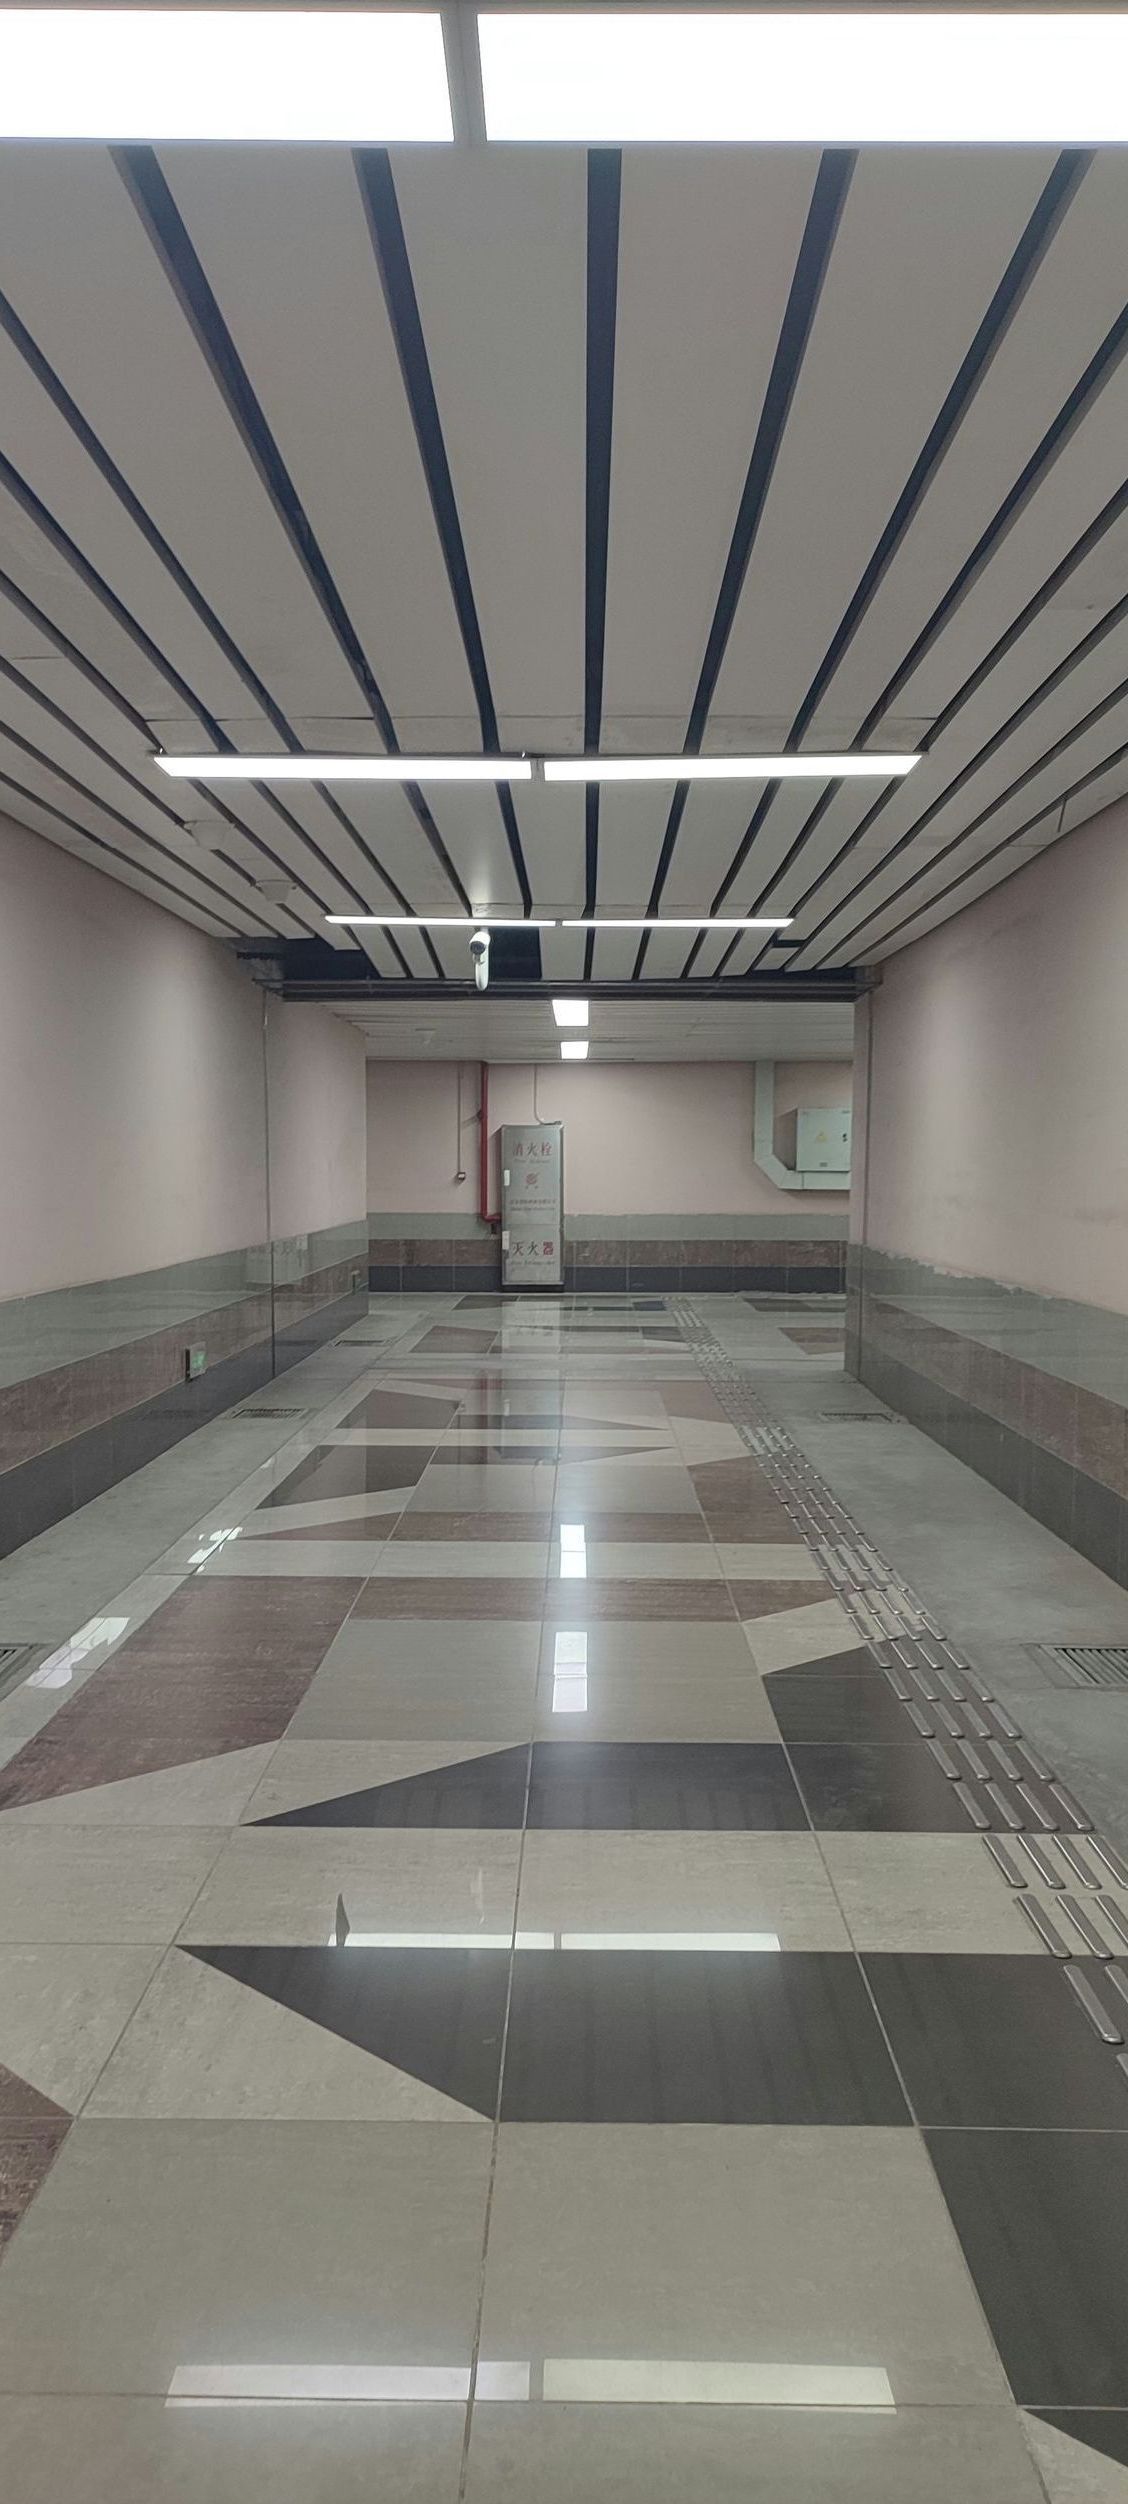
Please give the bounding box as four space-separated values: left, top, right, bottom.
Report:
470 927 491 992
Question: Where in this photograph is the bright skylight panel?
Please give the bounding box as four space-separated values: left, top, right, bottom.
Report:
0 11 453 143
478 13 1128 145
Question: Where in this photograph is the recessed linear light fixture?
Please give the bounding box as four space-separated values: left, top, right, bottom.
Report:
325 916 556 930
478 11 1128 144
157 754 531 784
543 753 918 783
159 750 914 785
0 10 453 142
325 915 789 931
552 999 589 1028
564 918 791 931
560 1040 589 1061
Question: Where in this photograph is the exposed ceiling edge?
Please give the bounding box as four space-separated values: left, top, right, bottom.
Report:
235 939 873 1008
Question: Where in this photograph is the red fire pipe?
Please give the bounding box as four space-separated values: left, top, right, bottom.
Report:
479 1061 500 1225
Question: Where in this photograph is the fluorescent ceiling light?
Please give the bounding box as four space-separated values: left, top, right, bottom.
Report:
543 754 917 782
560 1039 589 1061
0 11 452 141
478 11 1128 143
552 998 589 1028
158 754 529 783
564 918 790 931
326 916 555 929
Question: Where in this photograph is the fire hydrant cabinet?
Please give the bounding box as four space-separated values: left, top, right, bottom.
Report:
500 1123 565 1289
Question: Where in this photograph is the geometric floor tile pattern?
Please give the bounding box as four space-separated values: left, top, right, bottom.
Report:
4 1288 1128 2497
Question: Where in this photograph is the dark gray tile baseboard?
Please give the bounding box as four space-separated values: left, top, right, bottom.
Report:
0 1287 365 1563
370 1248 846 1297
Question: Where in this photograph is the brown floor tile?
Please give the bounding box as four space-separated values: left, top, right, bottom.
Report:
551 1512 710 1542
728 1579 833 1619
541 1581 737 1620
0 2070 69 2123
0 2121 69 2250
353 1580 545 1619
0 1580 360 1806
392 1513 557 1541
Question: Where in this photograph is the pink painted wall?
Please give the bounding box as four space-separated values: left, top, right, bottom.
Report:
858 796 1128 1311
0 814 366 1298
263 993 366 1244
367 1059 852 1217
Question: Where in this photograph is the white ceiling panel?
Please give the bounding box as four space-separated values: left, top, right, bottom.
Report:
0 147 374 723
393 146 588 742
814 149 1128 733
0 135 1122 990
157 145 482 734
711 148 1055 727
603 147 819 732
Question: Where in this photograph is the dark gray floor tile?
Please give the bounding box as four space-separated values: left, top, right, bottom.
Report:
261 1444 434 1506
500 1950 910 2122
188 1946 508 2117
926 2129 1128 2406
525 1741 808 1831
766 1667 915 1744
254 1744 531 1829
1028 2409 1128 2478
864 1955 1128 2126
791 1743 973 1831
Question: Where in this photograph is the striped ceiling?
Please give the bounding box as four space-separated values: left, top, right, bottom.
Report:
2 110 1128 989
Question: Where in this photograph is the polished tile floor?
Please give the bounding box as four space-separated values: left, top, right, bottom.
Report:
3 1290 1128 2496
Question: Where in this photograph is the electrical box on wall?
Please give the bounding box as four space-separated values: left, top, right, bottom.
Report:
774 1107 852 1174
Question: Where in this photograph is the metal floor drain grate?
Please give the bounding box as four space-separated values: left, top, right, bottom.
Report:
1038 1645 1128 1689
231 1405 307 1420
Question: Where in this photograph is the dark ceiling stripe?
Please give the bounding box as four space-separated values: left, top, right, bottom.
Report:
0 650 181 832
582 149 622 983
857 267 1128 742
0 432 413 939
778 463 1128 948
0 563 157 745
115 146 396 740
0 711 298 932
0 560 314 905
0 441 234 742
0 561 358 931
796 553 1128 965
0 766 258 937
751 322 1128 981
0 284 295 750
0 284 426 936
707 147 1088 979
634 147 854 980
114 146 469 926
833 721 1128 965
804 605 1128 968
353 147 532 915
